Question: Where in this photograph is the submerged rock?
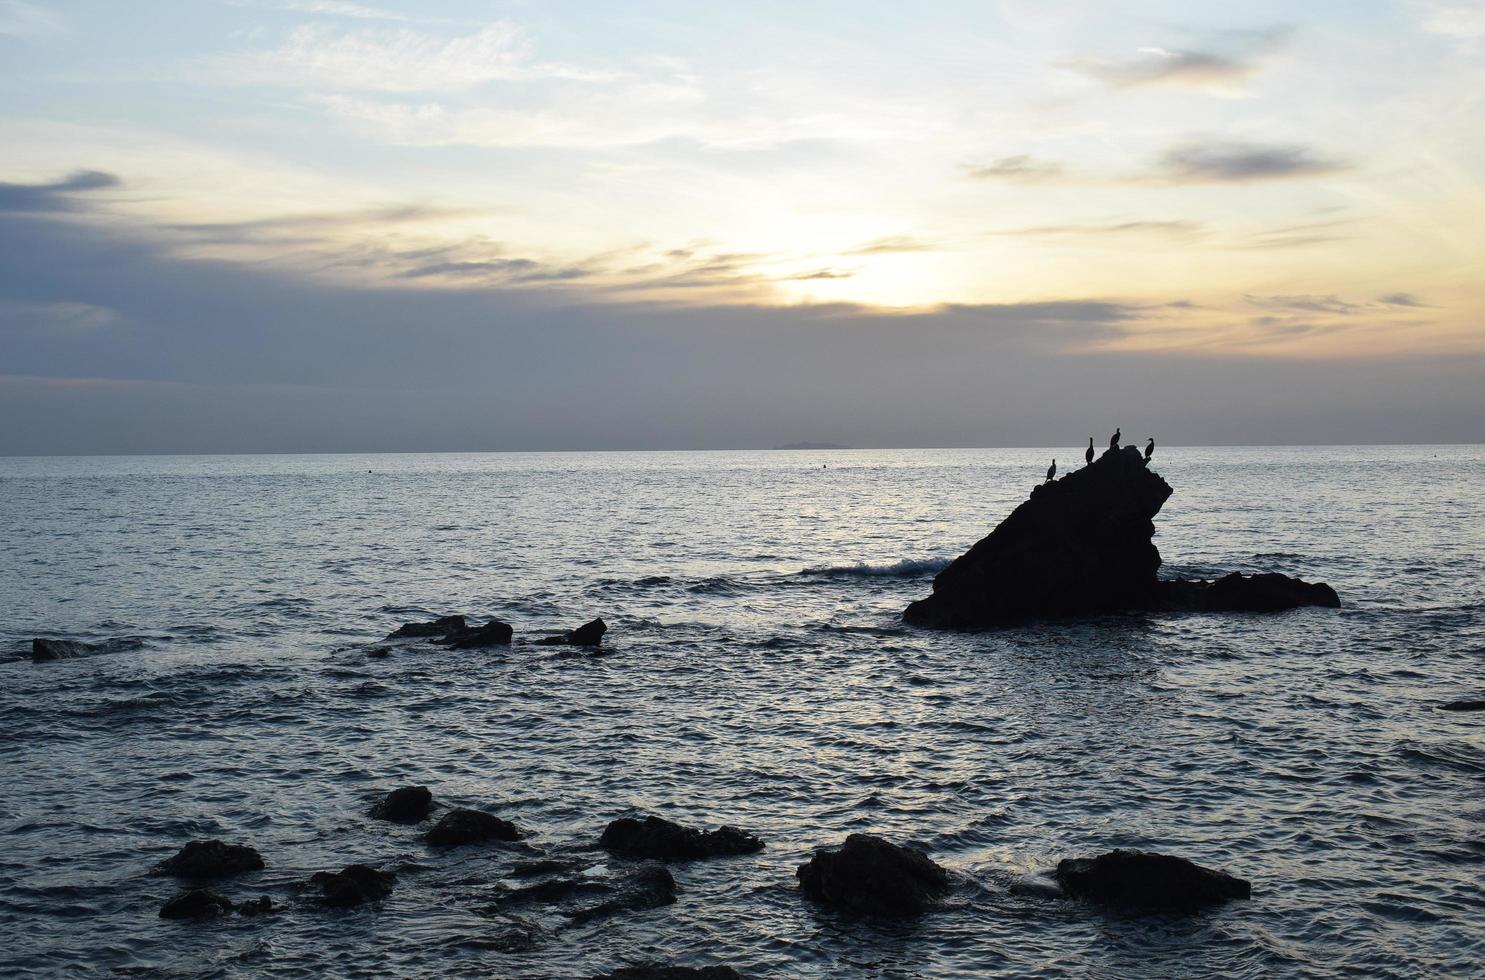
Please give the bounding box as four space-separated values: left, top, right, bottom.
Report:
427 807 522 846
1054 849 1251 913
796 833 949 917
1154 572 1340 612
386 615 467 639
151 840 265 879
308 864 395 907
30 637 145 662
371 786 433 823
490 862 676 924
905 445 1338 627
593 968 745 980
600 816 762 861
159 888 235 919
535 617 608 647
1439 699 1485 712
236 895 274 916
445 619 514 649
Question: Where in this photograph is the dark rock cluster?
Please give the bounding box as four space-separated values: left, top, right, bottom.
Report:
380 613 606 649
795 833 949 917
600 816 763 861
906 445 1339 628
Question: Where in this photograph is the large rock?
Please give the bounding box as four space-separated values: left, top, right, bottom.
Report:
30 637 145 662
371 786 433 823
796 834 949 917
905 446 1339 627
308 864 396 907
536 618 608 647
1154 572 1340 612
1054 849 1250 913
905 448 1172 628
151 840 265 879
386 615 467 639
427 807 522 846
600 816 762 861
444 620 513 649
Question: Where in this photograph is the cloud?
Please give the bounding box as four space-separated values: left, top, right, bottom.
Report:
204 22 608 93
1245 294 1362 315
0 0 61 38
845 236 939 255
1061 47 1254 91
783 268 854 281
0 169 119 212
163 204 477 244
1154 140 1349 183
964 155 1065 182
1379 292 1428 307
1232 218 1355 250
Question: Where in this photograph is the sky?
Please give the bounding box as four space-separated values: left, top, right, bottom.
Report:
0 0 1482 452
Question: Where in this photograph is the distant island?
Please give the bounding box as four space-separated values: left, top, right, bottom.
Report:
771 442 852 450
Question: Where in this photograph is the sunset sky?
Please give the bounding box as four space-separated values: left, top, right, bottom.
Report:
2 0 1482 451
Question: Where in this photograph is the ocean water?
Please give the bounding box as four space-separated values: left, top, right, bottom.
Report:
0 446 1482 979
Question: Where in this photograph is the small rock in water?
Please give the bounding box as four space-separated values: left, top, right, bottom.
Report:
427 807 522 846
567 864 676 923
365 646 391 659
151 840 265 879
600 815 763 861
236 895 274 916
490 862 676 923
796 833 949 917
371 786 433 823
1158 571 1340 612
386 615 468 639
308 864 396 907
445 619 514 649
535 617 608 647
1054 849 1251 913
593 968 745 980
159 888 235 919
1439 699 1485 712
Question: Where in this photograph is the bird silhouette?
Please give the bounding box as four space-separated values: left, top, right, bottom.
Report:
1046 459 1056 482
1145 437 1155 463
1109 427 1121 451
1085 437 1094 466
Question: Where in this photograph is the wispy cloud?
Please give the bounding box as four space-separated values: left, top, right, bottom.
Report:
844 236 939 255
0 0 61 38
1413 1 1485 38
964 155 1065 182
204 22 609 92
1154 140 1349 183
1061 47 1254 92
987 219 1204 240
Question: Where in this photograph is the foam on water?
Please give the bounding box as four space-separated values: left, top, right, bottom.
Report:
0 446 1482 978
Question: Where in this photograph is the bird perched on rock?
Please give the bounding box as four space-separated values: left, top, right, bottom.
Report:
1085 438 1094 466
1109 427 1121 450
1046 459 1056 482
1145 438 1155 462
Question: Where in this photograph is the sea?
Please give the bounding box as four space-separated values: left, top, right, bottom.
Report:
1 446 1481 979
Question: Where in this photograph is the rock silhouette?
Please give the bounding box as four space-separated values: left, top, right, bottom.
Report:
150 840 265 879
371 786 433 823
1054 849 1251 913
444 619 514 649
536 617 608 647
1439 699 1485 712
905 446 1338 627
796 833 949 917
426 807 522 846
386 615 467 639
599 815 763 861
489 862 676 923
307 864 395 907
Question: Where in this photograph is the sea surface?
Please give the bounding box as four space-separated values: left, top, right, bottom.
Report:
1 446 1482 979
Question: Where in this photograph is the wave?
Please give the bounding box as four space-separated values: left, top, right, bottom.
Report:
798 557 950 578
